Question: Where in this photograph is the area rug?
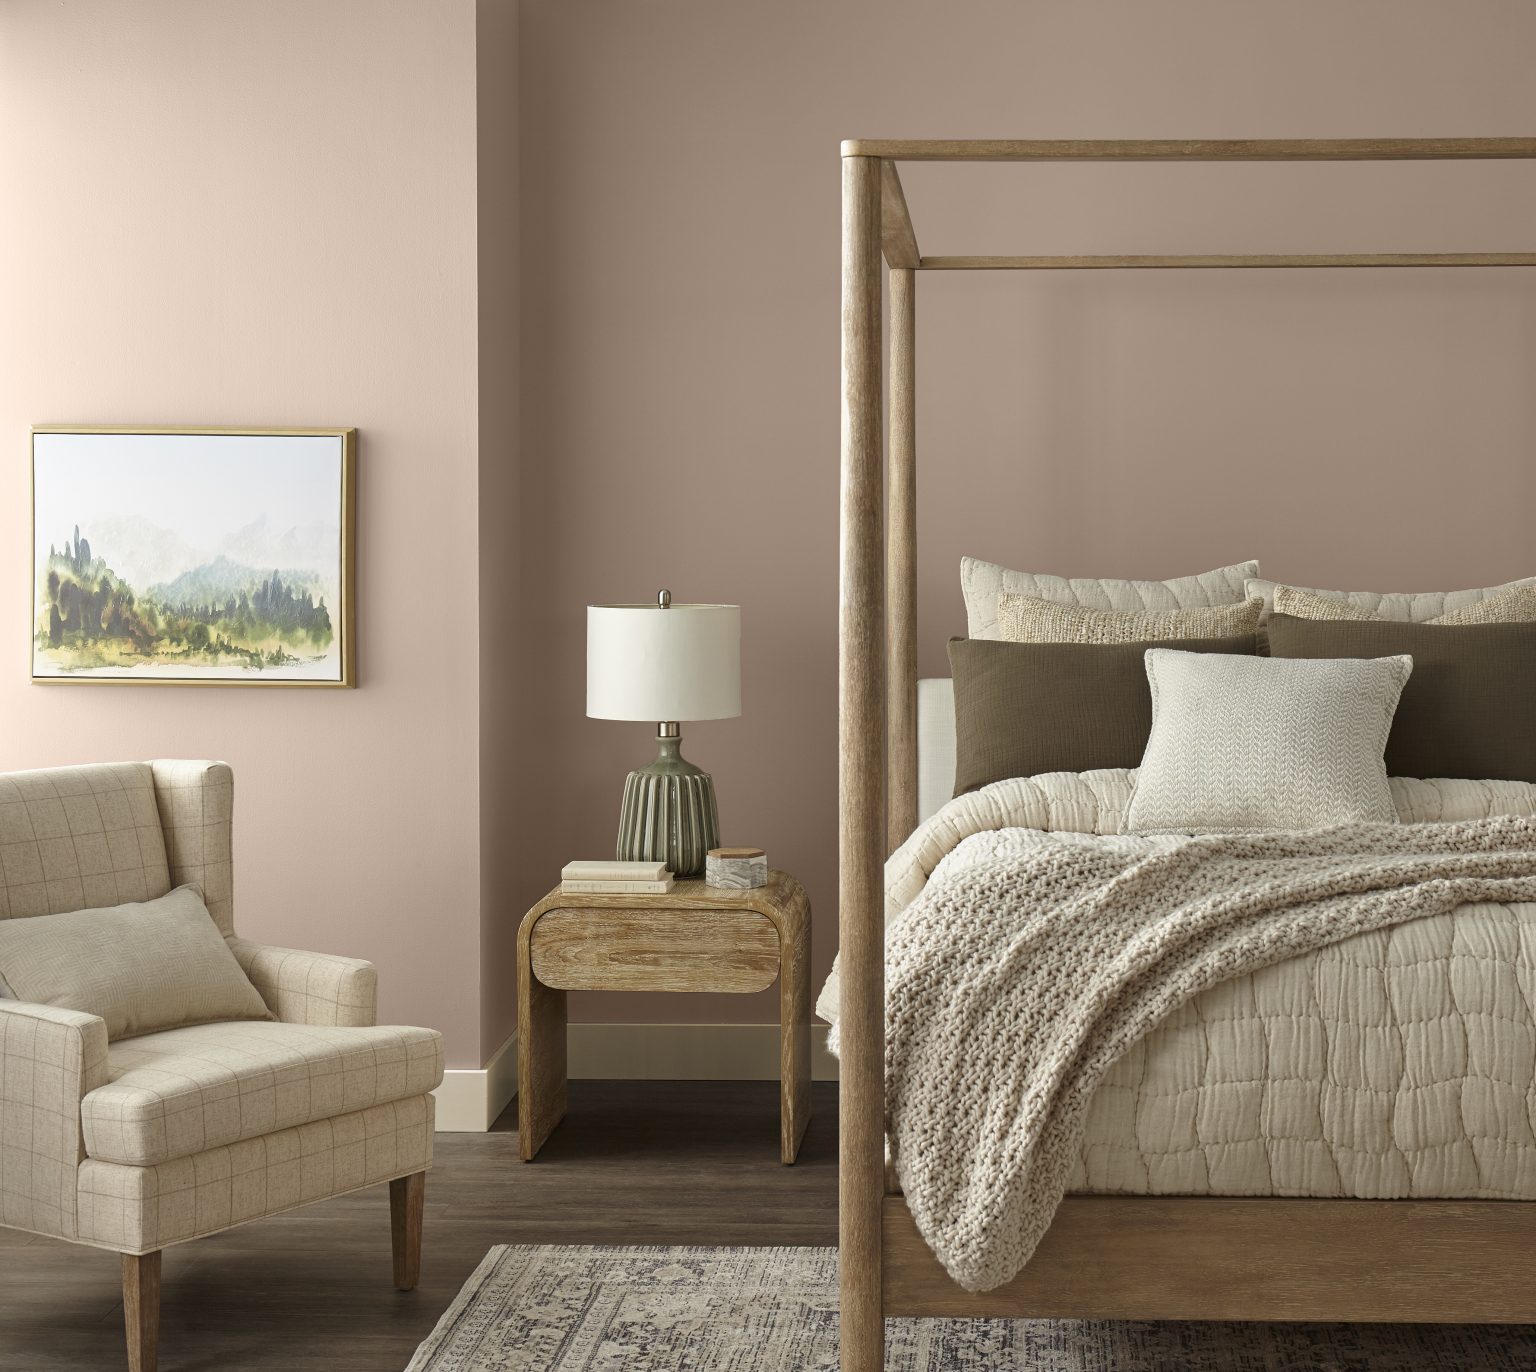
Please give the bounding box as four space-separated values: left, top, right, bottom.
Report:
406 1245 1536 1371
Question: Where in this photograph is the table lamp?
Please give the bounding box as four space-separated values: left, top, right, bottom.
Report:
586 590 741 877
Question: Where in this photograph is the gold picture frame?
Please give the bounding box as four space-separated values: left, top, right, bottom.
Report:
31 426 356 687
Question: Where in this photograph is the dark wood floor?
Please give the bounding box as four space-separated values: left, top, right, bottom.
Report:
0 1080 839 1372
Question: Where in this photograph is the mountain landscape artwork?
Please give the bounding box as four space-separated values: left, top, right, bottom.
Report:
32 429 354 685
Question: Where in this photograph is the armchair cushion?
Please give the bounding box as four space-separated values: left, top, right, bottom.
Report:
80 1020 444 1167
0 885 268 1041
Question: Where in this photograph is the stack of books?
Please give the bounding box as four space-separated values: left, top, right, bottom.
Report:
560 859 675 894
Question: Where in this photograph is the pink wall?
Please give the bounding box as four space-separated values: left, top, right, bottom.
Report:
4 1 1535 1060
0 1 490 1063
515 0 1536 1024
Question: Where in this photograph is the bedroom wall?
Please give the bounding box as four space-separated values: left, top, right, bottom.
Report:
517 0 1536 1027
0 0 492 1064
3 1 1533 1069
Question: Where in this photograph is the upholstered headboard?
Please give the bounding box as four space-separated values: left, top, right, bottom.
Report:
916 678 956 826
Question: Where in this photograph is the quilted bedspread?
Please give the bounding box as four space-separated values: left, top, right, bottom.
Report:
818 771 1536 1200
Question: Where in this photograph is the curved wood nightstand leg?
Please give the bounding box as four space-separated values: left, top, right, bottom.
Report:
780 901 813 1164
518 953 568 1161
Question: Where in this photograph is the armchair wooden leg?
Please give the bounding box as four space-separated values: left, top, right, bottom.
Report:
121 1251 161 1372
390 1171 426 1291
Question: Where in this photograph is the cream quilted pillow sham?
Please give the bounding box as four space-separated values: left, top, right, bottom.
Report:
963 558 1258 641
1274 582 1536 624
1247 574 1536 622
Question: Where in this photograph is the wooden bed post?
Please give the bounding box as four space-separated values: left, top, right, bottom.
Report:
886 265 918 855
840 150 886 1372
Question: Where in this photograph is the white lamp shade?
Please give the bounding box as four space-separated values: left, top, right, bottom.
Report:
587 603 741 722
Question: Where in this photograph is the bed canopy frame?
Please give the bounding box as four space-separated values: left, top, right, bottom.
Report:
837 137 1536 1371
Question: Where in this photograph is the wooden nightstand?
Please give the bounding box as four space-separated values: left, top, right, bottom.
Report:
517 869 812 1163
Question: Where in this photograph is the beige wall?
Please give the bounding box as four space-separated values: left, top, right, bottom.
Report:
516 0 1536 1024
4 1 1535 1061
477 0 523 1058
0 0 490 1063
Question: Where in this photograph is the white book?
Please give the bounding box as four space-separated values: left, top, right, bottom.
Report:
561 877 676 895
561 859 670 882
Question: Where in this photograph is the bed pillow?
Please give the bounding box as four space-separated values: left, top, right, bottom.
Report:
962 558 1258 640
997 594 1264 645
949 633 1258 796
1247 574 1535 622
1273 582 1536 625
1126 649 1411 834
1268 614 1536 783
0 884 270 1040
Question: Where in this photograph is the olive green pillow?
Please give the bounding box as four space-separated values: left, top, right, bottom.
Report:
1267 614 1536 783
948 634 1258 796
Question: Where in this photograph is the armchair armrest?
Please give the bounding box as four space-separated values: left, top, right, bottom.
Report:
0 1000 108 1241
229 939 378 1027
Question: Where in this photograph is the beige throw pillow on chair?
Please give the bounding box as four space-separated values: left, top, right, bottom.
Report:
1126 649 1412 834
0 883 270 1039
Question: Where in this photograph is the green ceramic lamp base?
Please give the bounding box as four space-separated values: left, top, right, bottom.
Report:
616 732 720 878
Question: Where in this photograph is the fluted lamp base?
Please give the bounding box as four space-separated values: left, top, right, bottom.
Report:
616 731 720 878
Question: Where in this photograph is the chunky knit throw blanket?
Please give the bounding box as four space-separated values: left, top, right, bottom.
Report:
883 816 1536 1293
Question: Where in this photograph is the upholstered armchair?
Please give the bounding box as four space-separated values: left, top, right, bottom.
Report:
0 760 443 1372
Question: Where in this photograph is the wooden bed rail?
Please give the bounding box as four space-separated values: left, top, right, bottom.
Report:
839 137 1536 1372
845 136 1536 161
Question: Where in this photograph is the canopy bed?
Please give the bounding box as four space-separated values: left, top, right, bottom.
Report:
835 138 1536 1371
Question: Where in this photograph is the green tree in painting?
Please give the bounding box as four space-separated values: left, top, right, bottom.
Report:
37 527 333 674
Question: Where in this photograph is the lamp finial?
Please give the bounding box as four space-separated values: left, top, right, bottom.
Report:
658 588 672 609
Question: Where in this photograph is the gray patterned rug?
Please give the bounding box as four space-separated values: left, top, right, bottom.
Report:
406 1245 1536 1371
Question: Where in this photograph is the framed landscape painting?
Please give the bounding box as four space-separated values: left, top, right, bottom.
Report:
32 427 355 686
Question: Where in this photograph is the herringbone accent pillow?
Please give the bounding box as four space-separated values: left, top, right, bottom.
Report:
997 594 1265 645
1274 583 1536 625
1126 650 1411 833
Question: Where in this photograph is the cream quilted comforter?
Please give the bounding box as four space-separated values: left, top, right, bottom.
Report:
818 772 1536 1201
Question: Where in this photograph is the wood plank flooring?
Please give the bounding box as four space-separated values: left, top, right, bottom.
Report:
0 1080 839 1372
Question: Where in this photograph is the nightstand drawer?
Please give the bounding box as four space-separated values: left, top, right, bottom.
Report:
529 907 780 993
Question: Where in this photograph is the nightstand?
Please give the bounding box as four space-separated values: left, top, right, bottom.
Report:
517 869 812 1163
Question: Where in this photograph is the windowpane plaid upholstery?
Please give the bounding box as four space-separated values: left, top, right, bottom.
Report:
77 1094 434 1254
0 763 170 920
0 760 441 1256
150 760 234 935
82 1021 444 1166
229 939 378 1026
0 1000 108 1241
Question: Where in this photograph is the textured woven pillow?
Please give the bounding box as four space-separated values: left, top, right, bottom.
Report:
0 884 270 1040
997 594 1264 645
1126 649 1412 834
1247 575 1535 622
962 558 1258 640
1273 582 1536 625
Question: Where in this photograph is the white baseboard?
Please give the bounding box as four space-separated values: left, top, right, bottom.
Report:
433 1030 519 1132
568 1022 839 1083
433 1023 838 1132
